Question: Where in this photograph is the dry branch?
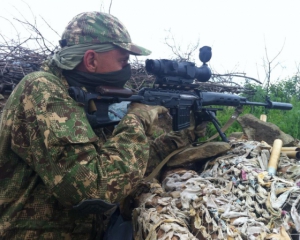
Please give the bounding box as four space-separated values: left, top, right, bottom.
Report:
0 42 48 92
0 17 259 96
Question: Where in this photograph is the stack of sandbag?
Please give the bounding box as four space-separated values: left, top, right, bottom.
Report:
133 139 300 240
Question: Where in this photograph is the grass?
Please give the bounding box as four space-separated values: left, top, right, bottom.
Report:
202 100 300 141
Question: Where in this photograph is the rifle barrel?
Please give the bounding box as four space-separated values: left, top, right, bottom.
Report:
200 92 293 110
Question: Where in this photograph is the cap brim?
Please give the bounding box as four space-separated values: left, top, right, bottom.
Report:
113 42 151 56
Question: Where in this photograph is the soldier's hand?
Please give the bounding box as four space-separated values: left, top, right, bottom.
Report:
127 103 168 136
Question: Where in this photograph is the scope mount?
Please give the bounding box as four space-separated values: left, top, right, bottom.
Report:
154 76 200 90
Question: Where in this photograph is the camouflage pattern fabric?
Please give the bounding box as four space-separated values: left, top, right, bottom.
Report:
127 102 168 136
0 59 150 239
146 130 195 177
61 12 151 56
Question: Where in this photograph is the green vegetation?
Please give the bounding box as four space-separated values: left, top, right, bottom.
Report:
203 76 300 141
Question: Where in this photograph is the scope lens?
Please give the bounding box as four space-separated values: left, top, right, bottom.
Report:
145 59 160 73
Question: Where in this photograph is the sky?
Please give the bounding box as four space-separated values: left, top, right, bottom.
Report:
1 0 300 86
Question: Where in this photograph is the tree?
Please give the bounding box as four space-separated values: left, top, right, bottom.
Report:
261 39 285 95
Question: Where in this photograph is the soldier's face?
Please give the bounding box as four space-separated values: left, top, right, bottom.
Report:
95 48 130 73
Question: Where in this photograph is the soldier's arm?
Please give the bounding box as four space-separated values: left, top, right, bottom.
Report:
11 75 149 206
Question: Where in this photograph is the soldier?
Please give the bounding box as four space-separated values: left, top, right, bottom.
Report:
0 12 205 239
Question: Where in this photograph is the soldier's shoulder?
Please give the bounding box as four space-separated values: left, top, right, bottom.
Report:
23 70 60 84
9 70 66 100
18 70 66 93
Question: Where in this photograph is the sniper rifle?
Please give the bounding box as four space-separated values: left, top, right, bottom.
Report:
68 46 293 142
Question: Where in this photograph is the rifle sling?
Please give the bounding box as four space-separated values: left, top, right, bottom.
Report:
206 106 243 142
144 146 189 182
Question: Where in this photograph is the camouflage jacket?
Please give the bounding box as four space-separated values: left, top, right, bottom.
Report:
0 58 154 239
0 61 190 239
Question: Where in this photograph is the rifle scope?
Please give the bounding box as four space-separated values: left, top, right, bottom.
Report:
145 46 212 82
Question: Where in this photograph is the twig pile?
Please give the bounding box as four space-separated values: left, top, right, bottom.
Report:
0 43 48 92
0 39 260 96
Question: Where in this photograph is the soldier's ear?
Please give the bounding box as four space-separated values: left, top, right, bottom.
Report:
82 50 98 72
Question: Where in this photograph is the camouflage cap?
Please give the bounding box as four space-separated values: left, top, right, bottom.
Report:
60 12 151 56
